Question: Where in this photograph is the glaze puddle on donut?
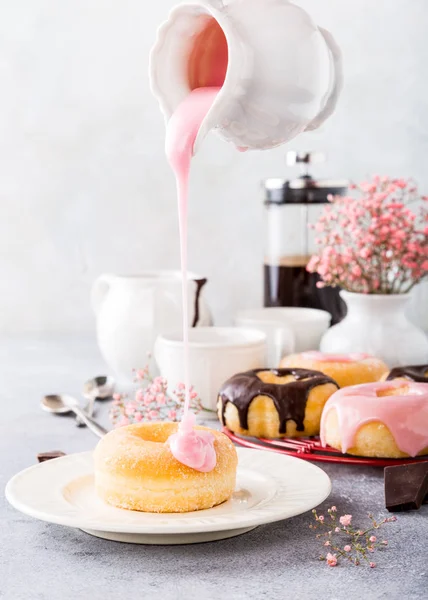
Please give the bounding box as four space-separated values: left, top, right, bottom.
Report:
165 87 222 470
320 381 428 457
386 364 428 383
219 368 337 434
300 351 372 363
167 412 216 472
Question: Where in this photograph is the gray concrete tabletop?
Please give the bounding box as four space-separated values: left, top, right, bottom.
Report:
1 336 427 600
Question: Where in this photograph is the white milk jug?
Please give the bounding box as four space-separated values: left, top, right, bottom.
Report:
150 0 342 152
91 272 212 381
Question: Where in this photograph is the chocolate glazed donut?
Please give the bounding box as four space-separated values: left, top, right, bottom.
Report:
386 365 428 383
218 368 337 434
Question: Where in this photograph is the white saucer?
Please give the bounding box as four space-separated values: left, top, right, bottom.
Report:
6 448 331 544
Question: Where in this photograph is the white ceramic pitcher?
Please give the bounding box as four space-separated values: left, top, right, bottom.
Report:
150 0 342 152
91 271 212 381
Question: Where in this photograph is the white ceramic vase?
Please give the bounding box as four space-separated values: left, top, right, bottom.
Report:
320 291 428 367
91 272 212 382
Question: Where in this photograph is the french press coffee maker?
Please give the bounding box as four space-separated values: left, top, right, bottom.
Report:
263 152 348 325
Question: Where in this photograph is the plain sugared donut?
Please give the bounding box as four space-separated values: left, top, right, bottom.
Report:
218 368 339 439
321 381 428 458
94 422 237 513
280 351 388 387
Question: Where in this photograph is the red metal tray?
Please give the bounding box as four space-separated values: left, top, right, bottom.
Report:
222 427 428 467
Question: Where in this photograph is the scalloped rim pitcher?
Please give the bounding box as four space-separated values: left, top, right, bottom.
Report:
150 0 343 152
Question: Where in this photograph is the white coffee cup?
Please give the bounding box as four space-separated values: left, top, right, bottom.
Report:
234 307 331 364
154 327 267 412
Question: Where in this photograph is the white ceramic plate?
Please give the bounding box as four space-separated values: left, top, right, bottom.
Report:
6 448 331 544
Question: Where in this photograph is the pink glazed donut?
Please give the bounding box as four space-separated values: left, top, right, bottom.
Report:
320 381 428 458
280 351 388 388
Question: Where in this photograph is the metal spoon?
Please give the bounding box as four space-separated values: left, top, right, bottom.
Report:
76 375 116 427
41 394 108 438
83 375 115 401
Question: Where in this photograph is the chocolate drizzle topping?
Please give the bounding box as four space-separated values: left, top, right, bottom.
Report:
386 365 428 383
219 368 338 434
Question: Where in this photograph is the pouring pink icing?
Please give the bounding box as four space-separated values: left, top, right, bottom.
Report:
165 87 220 472
301 351 372 363
320 381 428 457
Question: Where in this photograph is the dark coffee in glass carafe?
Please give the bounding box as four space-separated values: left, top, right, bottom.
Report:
263 152 347 325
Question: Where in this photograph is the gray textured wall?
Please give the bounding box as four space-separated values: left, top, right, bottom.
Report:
1 0 427 332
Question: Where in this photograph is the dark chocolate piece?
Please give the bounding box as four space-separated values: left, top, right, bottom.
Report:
218 368 338 434
385 462 428 512
386 364 428 383
37 451 66 463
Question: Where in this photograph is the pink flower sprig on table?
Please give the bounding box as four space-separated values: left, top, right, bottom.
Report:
307 176 428 294
109 365 203 427
310 507 397 568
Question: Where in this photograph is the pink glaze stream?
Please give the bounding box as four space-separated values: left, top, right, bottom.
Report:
165 87 220 472
320 381 428 457
301 351 372 363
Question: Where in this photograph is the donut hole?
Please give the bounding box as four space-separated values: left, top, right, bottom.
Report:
129 422 178 444
256 371 296 385
376 385 410 397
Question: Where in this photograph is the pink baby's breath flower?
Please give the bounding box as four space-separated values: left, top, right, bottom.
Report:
326 553 337 567
308 175 427 294
156 393 166 405
109 363 202 428
312 506 396 569
113 393 122 402
136 369 146 380
143 394 154 406
369 562 376 569
339 515 352 527
176 382 185 391
394 178 407 189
